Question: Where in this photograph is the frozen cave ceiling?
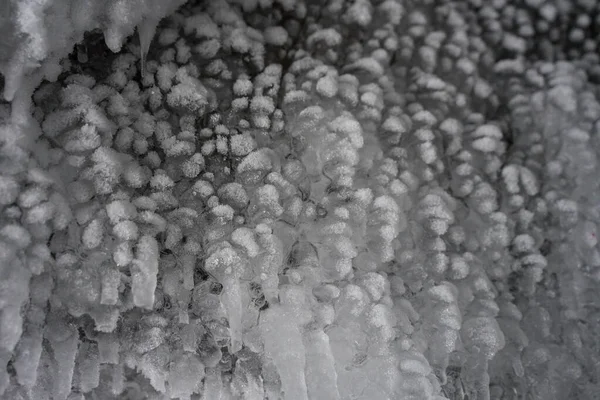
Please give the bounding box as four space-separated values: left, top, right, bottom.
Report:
0 0 600 399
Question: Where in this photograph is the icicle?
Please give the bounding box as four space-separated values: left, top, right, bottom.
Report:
50 334 79 400
181 253 195 291
204 246 244 354
304 330 340 400
3 54 26 102
255 228 283 304
97 333 119 364
137 18 160 79
131 235 159 309
75 342 100 393
110 363 125 396
221 277 243 354
0 354 8 396
13 326 44 388
31 347 53 400
260 304 309 400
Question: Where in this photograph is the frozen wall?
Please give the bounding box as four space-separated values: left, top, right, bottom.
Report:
0 0 600 399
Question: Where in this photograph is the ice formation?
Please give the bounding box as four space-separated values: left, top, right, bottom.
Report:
1 0 600 399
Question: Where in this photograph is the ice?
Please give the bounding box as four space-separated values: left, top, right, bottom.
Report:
202 368 225 400
168 353 204 399
221 278 243 354
4 1 600 399
304 330 340 400
74 342 100 392
255 230 283 304
204 246 245 354
462 317 506 360
48 331 78 400
231 227 259 257
97 333 119 364
0 302 25 352
261 25 287 46
139 345 169 393
138 18 159 79
13 326 43 388
131 235 159 309
109 363 125 396
260 305 308 400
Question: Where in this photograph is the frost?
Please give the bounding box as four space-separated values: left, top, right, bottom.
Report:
461 317 506 359
106 200 137 224
472 136 497 153
264 26 289 46
237 148 275 175
344 58 384 77
219 182 249 210
233 77 253 97
316 75 338 98
167 82 209 114
0 176 19 205
112 220 139 241
329 114 364 149
231 227 259 257
25 201 56 224
307 29 342 48
250 96 275 115
82 219 104 249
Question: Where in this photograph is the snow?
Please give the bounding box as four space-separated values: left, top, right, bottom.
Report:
250 95 275 114
307 28 342 48
502 165 520 193
231 227 259 257
264 26 289 46
548 85 578 113
113 241 133 267
0 176 19 205
106 200 137 224
18 186 48 209
25 201 56 224
0 224 31 249
233 77 253 97
461 317 506 359
218 182 249 210
473 124 503 139
316 75 338 98
166 82 209 114
112 220 139 241
472 136 498 153
237 148 274 174
399 354 432 376
345 57 384 77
